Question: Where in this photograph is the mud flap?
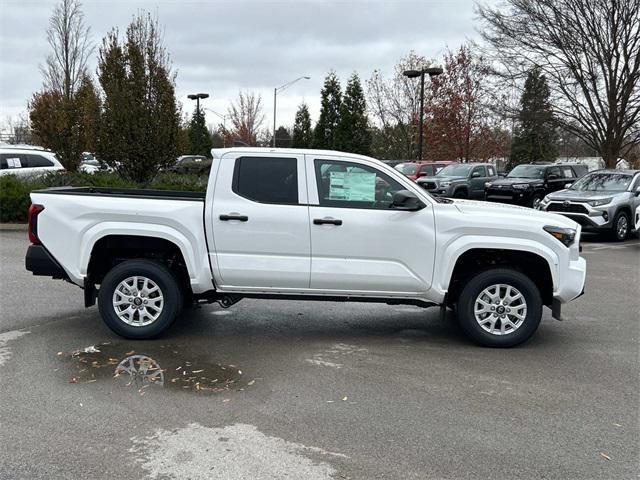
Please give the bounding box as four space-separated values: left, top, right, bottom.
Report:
551 299 563 321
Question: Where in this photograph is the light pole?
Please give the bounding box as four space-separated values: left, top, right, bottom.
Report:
187 93 210 116
273 76 310 147
204 108 228 147
403 67 443 160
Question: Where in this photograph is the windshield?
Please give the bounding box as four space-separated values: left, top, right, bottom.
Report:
437 164 472 176
570 173 633 192
394 163 418 175
508 165 545 179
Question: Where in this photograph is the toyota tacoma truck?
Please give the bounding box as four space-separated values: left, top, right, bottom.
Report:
25 148 586 347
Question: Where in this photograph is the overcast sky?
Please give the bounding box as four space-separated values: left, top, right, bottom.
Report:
0 0 492 132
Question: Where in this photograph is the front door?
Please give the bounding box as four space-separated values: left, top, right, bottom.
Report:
210 153 311 289
469 165 488 199
306 156 436 295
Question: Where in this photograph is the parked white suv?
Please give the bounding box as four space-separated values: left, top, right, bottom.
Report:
25 148 586 347
0 145 64 178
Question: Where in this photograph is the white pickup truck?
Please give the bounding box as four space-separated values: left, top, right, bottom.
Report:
25 148 586 347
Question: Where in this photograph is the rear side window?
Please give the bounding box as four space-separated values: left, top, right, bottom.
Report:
471 166 486 177
24 154 54 168
419 165 434 176
232 156 298 205
487 166 496 176
561 166 575 178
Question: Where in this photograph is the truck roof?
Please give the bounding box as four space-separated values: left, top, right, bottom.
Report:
210 147 377 163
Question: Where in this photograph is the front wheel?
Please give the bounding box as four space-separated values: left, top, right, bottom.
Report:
456 268 542 347
611 211 630 241
529 194 544 209
98 260 183 339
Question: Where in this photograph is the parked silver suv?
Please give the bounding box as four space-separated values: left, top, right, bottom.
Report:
538 170 640 241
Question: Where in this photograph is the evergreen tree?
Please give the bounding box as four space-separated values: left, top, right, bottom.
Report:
510 67 558 167
313 72 342 149
187 109 212 156
291 103 313 148
97 13 181 183
335 73 371 154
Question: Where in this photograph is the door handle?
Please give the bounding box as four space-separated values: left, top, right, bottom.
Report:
313 218 342 226
220 214 248 222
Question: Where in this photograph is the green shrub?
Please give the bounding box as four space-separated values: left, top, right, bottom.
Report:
0 170 207 223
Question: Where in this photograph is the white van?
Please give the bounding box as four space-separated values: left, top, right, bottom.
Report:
0 145 65 178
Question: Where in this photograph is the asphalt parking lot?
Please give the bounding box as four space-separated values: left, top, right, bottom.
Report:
0 229 638 480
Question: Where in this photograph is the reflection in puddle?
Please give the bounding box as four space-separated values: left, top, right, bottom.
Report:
67 343 246 395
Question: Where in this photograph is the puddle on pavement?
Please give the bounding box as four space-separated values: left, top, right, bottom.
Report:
63 343 249 395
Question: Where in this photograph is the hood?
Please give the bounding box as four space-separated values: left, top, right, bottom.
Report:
451 198 578 230
548 189 624 201
490 177 542 186
418 175 466 184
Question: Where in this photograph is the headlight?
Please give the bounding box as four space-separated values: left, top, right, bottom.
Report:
587 197 612 207
485 182 492 188
512 183 531 190
543 225 577 247
439 182 451 188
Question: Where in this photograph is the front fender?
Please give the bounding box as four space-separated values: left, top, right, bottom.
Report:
435 235 559 294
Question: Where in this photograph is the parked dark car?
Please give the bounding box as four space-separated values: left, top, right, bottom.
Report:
170 155 209 173
394 161 457 181
417 163 499 199
485 163 588 208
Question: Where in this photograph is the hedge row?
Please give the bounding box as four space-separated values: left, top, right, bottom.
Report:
0 171 207 223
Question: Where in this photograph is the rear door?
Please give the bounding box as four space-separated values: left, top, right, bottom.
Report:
306 155 436 295
210 152 311 289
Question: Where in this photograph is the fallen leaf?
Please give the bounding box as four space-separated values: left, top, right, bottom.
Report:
247 380 255 386
342 396 348 401
57 351 64 356
600 453 611 461
125 350 135 355
326 400 334 403
613 423 622 427
79 403 83 407
69 377 78 384
192 369 204 373
238 370 242 375
86 379 97 383
222 399 230 403
175 366 182 371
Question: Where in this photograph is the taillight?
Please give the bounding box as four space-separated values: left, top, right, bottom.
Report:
28 204 45 244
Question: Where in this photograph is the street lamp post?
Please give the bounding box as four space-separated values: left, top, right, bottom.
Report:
403 67 443 160
204 108 228 147
273 76 310 147
187 93 210 116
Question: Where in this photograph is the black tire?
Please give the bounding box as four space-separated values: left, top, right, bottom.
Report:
98 259 183 339
529 193 544 209
456 268 542 347
610 210 630 241
453 188 468 199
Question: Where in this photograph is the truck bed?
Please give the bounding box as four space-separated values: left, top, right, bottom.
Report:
32 186 206 201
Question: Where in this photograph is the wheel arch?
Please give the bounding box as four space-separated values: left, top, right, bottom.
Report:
439 241 557 307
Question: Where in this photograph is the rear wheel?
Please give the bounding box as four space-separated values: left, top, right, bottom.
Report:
611 211 630 241
98 260 183 339
529 194 544 209
456 268 542 347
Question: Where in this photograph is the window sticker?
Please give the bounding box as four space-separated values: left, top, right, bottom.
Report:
7 157 21 168
329 171 376 201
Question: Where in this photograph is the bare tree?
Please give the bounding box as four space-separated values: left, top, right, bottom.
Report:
1 114 34 144
367 51 429 159
226 91 265 146
478 0 640 167
41 0 93 100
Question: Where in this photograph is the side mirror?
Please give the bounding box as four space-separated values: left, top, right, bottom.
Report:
634 186 640 197
391 189 425 211
471 171 481 178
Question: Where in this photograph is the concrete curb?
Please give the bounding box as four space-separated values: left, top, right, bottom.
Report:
0 223 28 231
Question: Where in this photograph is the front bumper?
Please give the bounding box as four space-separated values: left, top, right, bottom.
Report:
540 201 613 231
485 188 533 205
418 182 455 197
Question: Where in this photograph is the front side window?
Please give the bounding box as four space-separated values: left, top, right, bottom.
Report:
232 156 298 205
0 153 23 169
315 159 404 209
546 166 562 179
471 166 486 177
418 165 435 176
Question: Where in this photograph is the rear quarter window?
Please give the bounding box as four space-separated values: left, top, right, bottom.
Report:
24 154 54 168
